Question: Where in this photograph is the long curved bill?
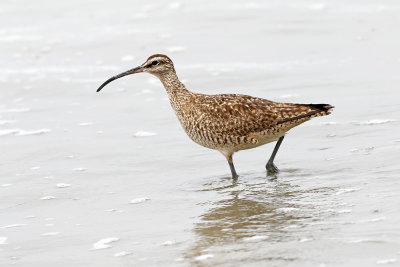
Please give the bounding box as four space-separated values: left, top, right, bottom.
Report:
96 66 143 92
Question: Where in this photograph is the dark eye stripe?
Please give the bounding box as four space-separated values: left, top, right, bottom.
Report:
152 60 158 66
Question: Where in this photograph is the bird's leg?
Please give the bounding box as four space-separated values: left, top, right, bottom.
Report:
228 162 239 180
220 151 239 180
227 154 239 180
266 136 285 174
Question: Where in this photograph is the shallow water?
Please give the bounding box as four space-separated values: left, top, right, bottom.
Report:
1 0 400 266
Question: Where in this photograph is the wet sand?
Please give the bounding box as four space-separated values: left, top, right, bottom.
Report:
1 0 400 266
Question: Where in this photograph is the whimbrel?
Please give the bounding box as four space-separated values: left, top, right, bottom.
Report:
97 54 333 179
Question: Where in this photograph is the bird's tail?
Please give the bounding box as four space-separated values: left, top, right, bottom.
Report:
307 104 334 115
277 103 334 125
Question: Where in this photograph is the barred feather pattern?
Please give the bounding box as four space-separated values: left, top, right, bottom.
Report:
146 54 333 160
159 70 333 157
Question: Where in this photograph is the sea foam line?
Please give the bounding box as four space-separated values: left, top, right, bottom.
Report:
352 119 397 125
91 237 119 250
0 129 51 136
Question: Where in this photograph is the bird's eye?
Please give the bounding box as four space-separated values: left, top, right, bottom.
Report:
151 60 159 66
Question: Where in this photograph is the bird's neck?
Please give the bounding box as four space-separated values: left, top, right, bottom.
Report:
157 71 188 96
156 71 192 116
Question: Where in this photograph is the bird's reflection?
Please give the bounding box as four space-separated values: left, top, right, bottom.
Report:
186 172 335 263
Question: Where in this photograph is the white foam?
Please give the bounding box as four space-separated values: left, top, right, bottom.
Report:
130 197 150 204
353 119 396 125
359 216 386 223
162 240 176 246
376 259 397 264
346 239 380 244
40 196 56 200
91 237 119 250
1 183 12 187
114 251 132 257
346 239 365 243
79 122 93 126
1 224 26 229
41 232 59 236
133 131 157 137
0 129 19 136
334 188 361 195
73 167 86 172
0 128 51 136
56 183 71 188
0 237 7 245
243 235 269 242
106 209 124 213
194 254 214 261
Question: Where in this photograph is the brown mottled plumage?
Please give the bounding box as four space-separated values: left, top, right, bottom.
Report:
97 54 334 179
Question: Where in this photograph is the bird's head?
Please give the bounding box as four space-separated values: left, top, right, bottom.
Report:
96 54 175 92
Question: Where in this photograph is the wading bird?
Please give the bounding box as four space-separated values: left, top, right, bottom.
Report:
97 54 333 179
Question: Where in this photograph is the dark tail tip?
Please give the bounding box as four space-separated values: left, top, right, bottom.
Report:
308 104 334 112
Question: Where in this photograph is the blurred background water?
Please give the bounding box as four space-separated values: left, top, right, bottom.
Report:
1 0 400 266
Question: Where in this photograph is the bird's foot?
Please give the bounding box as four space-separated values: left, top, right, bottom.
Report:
231 173 239 181
266 162 279 174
